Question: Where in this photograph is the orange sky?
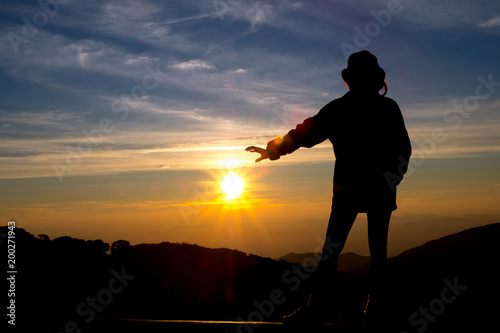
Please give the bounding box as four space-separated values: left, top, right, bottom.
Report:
2 148 500 258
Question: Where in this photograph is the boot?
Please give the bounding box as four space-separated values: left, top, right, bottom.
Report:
281 294 324 326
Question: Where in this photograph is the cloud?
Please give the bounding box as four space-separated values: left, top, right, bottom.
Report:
0 110 83 127
478 15 500 28
349 0 500 31
1 0 500 182
211 0 302 30
4 35 133 83
170 59 214 70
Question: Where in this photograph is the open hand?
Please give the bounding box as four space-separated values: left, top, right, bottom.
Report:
245 146 269 163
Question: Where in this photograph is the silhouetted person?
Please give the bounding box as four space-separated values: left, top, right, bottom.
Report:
246 51 411 324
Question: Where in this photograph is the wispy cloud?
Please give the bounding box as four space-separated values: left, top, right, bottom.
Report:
478 15 500 28
1 0 500 182
208 0 302 30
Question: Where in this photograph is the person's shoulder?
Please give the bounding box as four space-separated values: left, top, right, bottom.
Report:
321 92 350 110
378 96 405 122
380 95 400 107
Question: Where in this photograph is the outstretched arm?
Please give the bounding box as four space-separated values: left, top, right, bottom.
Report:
245 112 329 163
245 146 269 163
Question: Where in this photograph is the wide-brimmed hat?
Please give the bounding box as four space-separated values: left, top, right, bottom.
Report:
341 50 386 85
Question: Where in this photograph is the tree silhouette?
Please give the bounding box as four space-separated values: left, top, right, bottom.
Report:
38 234 50 241
111 239 131 252
87 239 110 253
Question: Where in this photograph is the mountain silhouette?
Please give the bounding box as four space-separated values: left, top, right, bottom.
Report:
385 223 500 332
278 251 371 273
2 222 498 332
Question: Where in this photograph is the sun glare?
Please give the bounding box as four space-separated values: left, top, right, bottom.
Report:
221 172 245 200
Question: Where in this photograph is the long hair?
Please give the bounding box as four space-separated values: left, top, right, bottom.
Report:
381 80 388 96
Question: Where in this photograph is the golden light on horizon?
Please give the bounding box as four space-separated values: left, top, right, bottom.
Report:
220 172 245 200
199 158 266 208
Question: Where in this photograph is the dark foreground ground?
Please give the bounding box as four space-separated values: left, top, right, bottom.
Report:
88 316 494 333
3 224 499 333
91 319 366 333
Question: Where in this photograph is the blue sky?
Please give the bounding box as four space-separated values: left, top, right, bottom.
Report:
1 0 500 256
1 0 499 175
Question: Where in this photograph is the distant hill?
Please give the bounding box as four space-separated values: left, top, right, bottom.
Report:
2 222 499 332
385 223 500 332
278 252 370 273
386 214 499 255
1 227 306 331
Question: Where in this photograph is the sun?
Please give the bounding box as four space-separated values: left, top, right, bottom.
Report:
220 172 245 200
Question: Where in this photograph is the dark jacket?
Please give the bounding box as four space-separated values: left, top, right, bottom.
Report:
266 91 412 211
